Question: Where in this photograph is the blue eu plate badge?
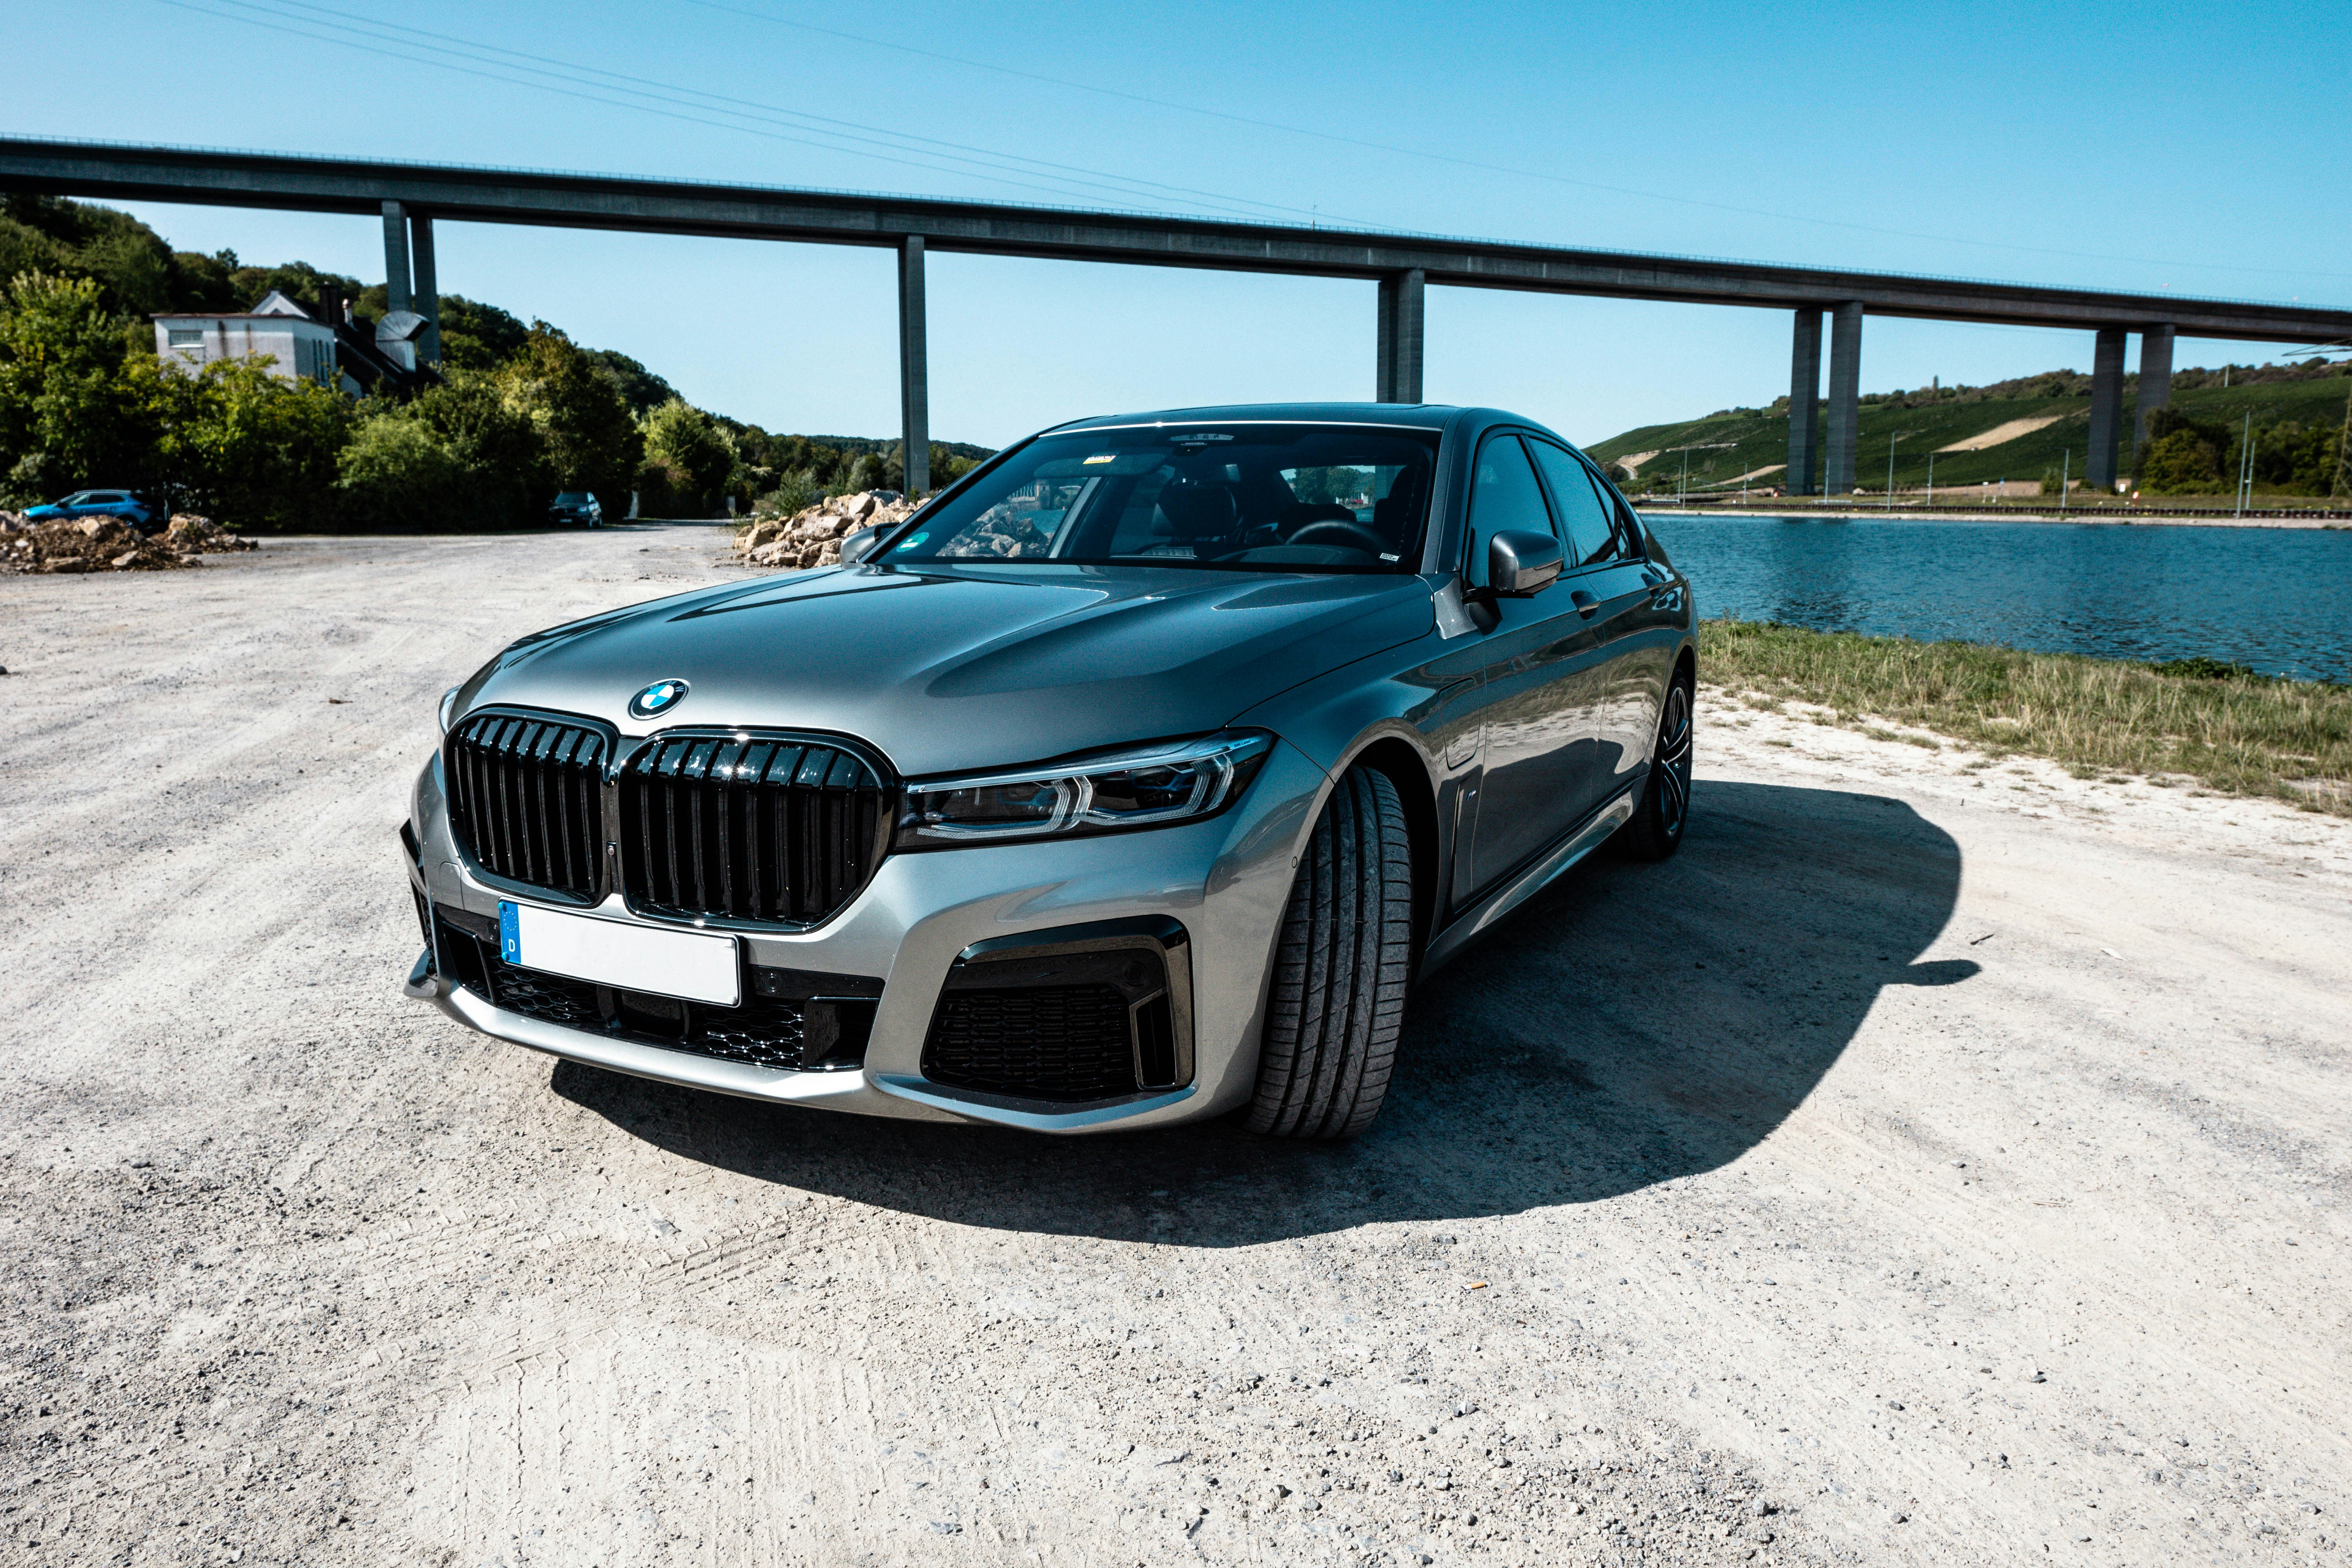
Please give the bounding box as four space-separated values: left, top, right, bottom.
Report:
499 900 521 964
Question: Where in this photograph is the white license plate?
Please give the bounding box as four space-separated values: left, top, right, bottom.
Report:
498 900 740 1007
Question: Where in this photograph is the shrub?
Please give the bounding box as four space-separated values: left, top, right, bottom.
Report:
332 413 472 530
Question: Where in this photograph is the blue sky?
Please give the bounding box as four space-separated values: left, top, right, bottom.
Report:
12 0 2349 446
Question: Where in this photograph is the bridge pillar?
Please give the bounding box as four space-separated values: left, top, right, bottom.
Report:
380 200 412 313
898 235 929 496
410 213 439 367
1785 309 1822 494
2134 324 2175 453
1375 269 1425 403
2087 327 2127 491
1822 301 1863 494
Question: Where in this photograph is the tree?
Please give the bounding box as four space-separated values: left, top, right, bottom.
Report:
640 397 736 514
0 271 148 502
2137 429 2223 494
164 356 354 528
434 296 532 371
584 348 677 418
499 323 642 511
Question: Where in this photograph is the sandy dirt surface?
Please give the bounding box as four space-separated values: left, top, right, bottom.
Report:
3 527 2346 1568
1935 417 2064 453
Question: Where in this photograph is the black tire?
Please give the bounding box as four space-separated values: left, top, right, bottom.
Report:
1620 668 1695 860
1245 766 1414 1140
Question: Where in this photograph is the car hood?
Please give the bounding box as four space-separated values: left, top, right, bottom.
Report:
457 564 1435 776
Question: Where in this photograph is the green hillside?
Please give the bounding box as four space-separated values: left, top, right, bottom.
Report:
1585 361 2352 499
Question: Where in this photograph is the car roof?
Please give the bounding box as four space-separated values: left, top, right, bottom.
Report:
1045 401 1465 433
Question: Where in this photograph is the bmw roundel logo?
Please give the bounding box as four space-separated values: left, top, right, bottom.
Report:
628 678 690 720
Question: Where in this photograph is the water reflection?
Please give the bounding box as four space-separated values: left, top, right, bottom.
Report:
1644 513 2352 681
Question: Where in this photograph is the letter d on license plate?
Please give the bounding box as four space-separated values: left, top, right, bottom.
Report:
497 900 740 1006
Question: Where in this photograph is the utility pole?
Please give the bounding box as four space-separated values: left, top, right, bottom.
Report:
1926 450 1936 510
1664 441 1737 508
2236 413 2254 517
2060 449 2070 515
1884 430 1920 511
2337 376 2352 498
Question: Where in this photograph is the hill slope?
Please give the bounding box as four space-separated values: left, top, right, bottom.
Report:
1585 362 2351 497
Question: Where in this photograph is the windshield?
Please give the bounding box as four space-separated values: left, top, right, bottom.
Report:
553 491 593 504
883 423 1439 574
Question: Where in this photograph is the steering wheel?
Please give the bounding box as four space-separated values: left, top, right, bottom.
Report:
1285 519 1389 556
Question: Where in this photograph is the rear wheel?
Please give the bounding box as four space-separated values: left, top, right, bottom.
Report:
1620 669 1694 860
1245 766 1413 1140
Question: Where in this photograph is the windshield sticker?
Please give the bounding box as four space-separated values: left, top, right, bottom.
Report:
1083 454 1116 465
894 532 929 551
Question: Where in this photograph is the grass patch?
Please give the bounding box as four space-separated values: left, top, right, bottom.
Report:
1699 617 2352 815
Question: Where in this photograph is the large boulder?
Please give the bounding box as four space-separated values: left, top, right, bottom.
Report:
164 513 258 553
735 490 921 572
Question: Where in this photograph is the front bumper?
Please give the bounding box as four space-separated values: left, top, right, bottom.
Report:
401 737 1329 1133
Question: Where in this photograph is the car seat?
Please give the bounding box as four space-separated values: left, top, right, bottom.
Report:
1144 481 1240 558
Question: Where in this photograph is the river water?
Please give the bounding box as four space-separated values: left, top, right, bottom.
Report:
1638 512 2352 683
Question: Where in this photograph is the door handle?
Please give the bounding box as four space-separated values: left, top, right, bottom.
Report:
1570 589 1600 618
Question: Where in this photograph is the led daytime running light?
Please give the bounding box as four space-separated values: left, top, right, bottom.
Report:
898 732 1271 848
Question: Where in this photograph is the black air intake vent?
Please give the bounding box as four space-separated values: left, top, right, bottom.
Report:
444 711 609 902
920 921 1192 1104
619 734 891 928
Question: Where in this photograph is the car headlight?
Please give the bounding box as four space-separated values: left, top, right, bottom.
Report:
895 731 1274 848
438 686 461 735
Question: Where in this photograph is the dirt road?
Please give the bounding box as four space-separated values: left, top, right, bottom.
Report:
3 527 2345 1566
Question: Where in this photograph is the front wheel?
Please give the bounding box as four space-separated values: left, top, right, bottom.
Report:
1245 766 1413 1141
1619 670 1694 860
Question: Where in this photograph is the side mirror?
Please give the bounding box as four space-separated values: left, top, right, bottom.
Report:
839 525 884 564
1483 529 1564 598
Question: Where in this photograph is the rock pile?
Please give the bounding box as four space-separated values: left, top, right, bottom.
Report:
734 490 919 570
0 511 257 574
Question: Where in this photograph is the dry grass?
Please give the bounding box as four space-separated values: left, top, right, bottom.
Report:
1698 618 2352 815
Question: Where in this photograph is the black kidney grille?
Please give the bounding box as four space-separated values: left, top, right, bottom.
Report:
445 713 608 900
923 985 1138 1102
619 736 889 926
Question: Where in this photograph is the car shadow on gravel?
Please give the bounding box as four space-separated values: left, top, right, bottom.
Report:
551 779 1975 1244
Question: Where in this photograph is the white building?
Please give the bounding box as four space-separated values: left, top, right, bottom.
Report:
152 290 345 388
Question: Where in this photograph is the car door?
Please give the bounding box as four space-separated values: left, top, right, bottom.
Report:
1458 432 1604 899
1528 440 1669 800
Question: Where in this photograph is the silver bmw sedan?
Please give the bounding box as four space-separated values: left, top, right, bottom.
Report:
401 403 1695 1139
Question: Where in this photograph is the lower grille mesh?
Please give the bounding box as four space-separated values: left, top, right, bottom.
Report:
923 985 1137 1102
434 907 818 1071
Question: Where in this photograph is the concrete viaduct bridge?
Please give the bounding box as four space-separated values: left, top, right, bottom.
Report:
5 137 2348 497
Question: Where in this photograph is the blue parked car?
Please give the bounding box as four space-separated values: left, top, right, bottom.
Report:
22 490 159 531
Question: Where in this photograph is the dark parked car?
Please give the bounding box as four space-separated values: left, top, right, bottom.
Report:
22 490 158 531
404 404 1695 1140
548 491 604 528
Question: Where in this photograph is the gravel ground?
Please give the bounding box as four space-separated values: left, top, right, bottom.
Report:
2 526 2345 1567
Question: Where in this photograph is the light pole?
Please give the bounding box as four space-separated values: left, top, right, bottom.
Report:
2236 413 2254 517
1885 430 1919 512
1662 442 1737 508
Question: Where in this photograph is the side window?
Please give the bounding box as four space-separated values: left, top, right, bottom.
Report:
1528 441 1618 567
1463 435 1552 588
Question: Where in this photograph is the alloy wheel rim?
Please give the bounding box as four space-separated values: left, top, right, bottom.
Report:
1657 683 1693 836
